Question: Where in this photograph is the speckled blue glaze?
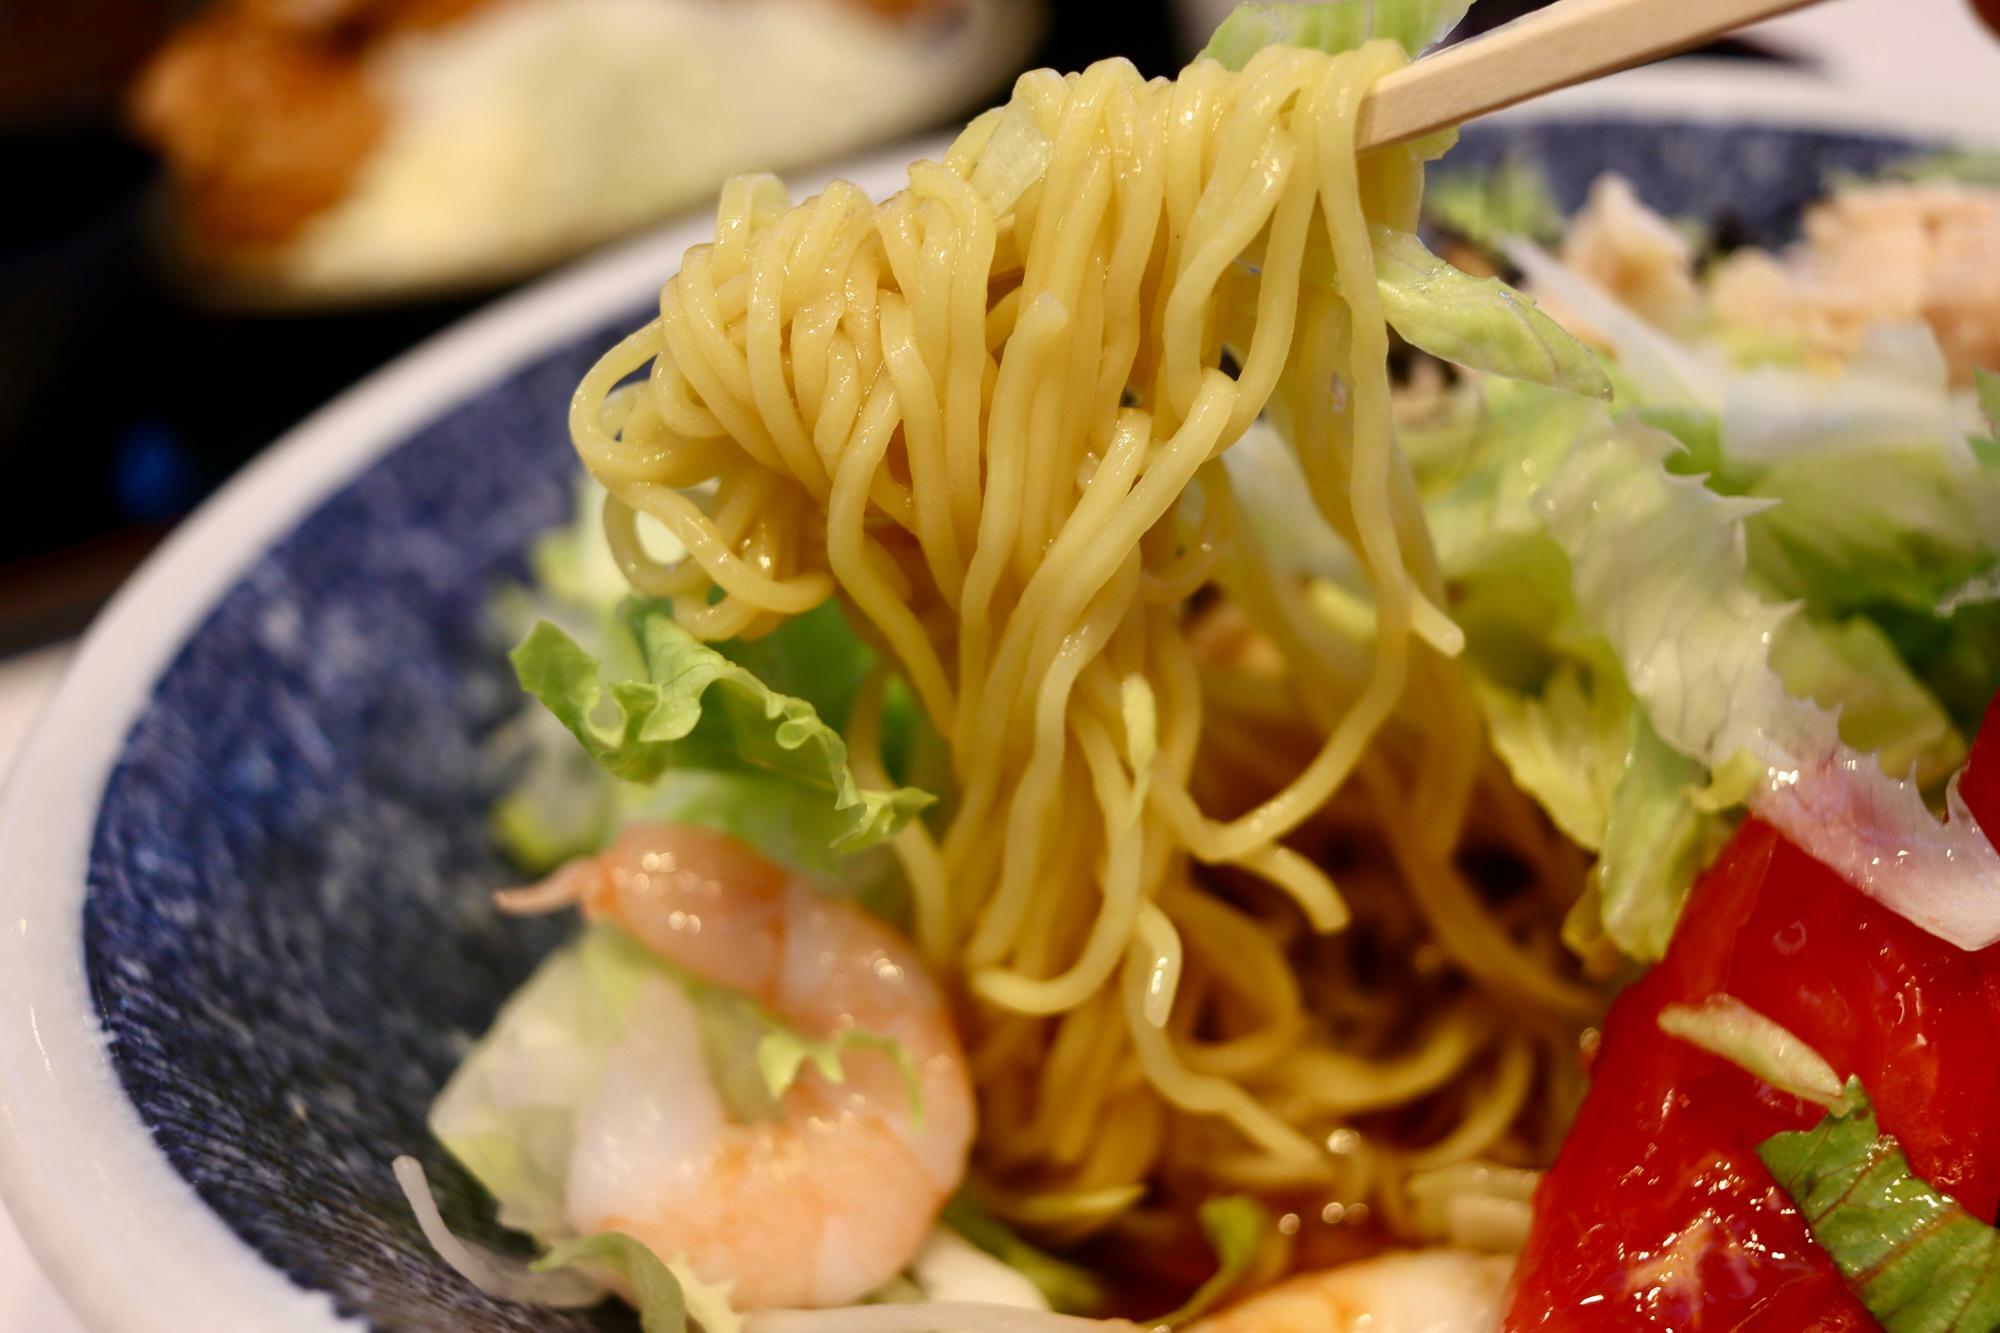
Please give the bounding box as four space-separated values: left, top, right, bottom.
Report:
82 120 1927 1331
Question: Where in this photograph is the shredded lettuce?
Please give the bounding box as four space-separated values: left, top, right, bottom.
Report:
1656 996 1846 1109
1226 233 1603 402
1595 713 1731 962
1409 378 1728 960
1868 148 2000 189
1373 227 1611 400
1200 0 1474 68
1742 440 2000 619
1769 615 1966 789
1717 323 1969 461
1968 366 2000 469
1479 662 1724 964
1414 377 1606 595
1536 421 2000 949
1414 225 2000 961
396 1154 733 1333
939 1196 1109 1315
1161 1196 1276 1327
1413 340 1995 958
512 601 932 853
1472 663 1623 853
492 479 939 879
756 1023 924 1125
1761 1081 2000 1331
908 1228 1053 1313
1504 237 1716 407
533 1234 718 1333
490 720 623 870
1425 160 1564 252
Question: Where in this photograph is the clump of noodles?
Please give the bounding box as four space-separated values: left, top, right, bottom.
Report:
568 43 1596 1257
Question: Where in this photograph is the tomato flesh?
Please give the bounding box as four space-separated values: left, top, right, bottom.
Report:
1505 693 2000 1330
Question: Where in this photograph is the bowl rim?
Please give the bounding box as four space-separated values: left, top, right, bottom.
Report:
0 66 1990 1333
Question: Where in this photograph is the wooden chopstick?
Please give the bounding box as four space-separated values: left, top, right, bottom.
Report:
1356 0 1824 151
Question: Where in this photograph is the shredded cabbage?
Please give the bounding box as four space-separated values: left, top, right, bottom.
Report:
1200 0 1475 68
1160 1196 1276 1326
535 1233 727 1333
512 601 932 851
1373 227 1610 400
1656 996 1846 1109
1425 160 1564 252
938 1197 1109 1315
1537 421 2000 949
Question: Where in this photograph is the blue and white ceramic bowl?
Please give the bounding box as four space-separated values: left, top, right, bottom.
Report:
0 68 1984 1333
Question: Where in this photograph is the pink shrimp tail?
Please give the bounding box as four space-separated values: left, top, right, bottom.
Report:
493 857 602 916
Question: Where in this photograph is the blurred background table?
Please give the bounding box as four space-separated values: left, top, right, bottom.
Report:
2 0 1997 1327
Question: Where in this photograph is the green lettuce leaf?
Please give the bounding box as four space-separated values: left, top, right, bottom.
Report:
1473 663 1623 852
534 1234 695 1333
1760 1080 2000 1331
1742 443 2000 618
939 1196 1109 1315
1373 227 1611 399
756 1024 924 1125
1201 0 1474 68
1478 654 1724 965
1424 160 1564 252
512 601 932 853
1419 382 1728 961
1875 600 2000 742
1595 710 1730 962
493 476 940 875
1719 324 1969 462
1973 367 2000 470
1420 241 1998 963
1535 420 2000 950
1161 1196 1275 1326
1870 148 2000 189
1414 377 1608 590
1769 615 1965 789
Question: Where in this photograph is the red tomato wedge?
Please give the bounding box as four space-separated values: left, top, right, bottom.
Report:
1505 693 2000 1330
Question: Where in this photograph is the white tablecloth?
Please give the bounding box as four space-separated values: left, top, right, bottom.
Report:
3 1 1997 1325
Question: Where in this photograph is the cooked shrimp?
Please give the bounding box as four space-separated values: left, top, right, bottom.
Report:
520 822 976 1309
1189 1251 1513 1333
